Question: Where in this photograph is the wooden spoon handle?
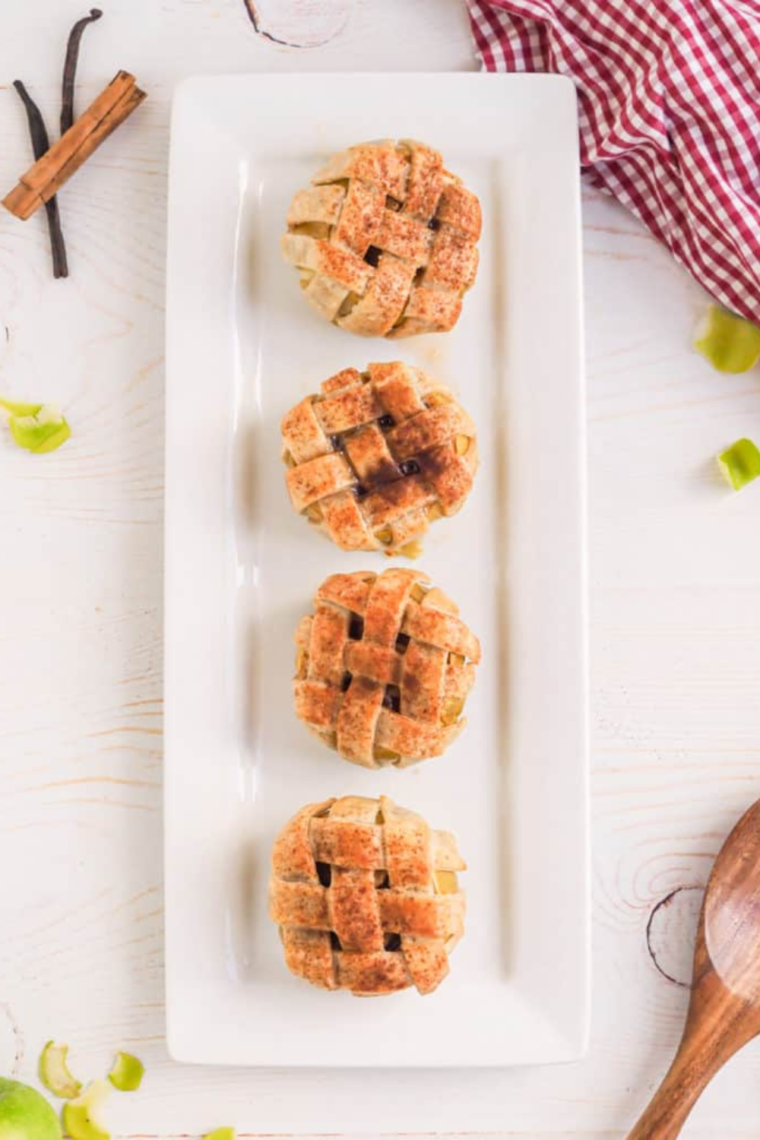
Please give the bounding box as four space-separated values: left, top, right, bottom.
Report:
626 1030 723 1140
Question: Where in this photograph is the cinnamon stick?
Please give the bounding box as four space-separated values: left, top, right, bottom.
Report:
3 71 146 222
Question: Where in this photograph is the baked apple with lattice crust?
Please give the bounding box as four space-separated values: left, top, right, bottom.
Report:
281 138 481 338
281 362 478 556
269 794 466 995
294 568 480 768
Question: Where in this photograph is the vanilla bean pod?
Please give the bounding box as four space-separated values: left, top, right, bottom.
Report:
12 80 68 278
61 8 103 134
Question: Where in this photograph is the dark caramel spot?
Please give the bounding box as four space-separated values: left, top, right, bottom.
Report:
418 448 448 480
364 479 414 511
341 672 352 692
384 933 402 951
365 457 402 484
399 459 420 476
364 245 381 267
316 862 332 887
378 414 395 430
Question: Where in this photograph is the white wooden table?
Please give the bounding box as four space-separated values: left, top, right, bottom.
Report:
1 1 759 1136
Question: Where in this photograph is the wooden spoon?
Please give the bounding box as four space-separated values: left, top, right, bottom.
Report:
628 797 760 1139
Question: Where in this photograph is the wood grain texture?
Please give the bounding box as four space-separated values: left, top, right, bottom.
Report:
242 0 355 48
628 799 760 1138
0 1 759 1137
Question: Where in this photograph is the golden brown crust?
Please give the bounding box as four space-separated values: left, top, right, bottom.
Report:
281 362 478 554
269 795 466 996
281 139 481 338
294 568 480 768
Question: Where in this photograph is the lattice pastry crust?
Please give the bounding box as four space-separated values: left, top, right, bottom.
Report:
295 568 480 767
281 139 481 338
282 362 478 555
270 795 466 995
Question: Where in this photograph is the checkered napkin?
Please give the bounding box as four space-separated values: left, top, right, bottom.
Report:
466 0 760 323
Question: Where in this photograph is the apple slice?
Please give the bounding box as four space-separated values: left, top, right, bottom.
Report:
39 1041 82 1099
108 1053 144 1093
62 1080 110 1140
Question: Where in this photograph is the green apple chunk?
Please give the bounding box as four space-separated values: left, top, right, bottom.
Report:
0 1076 62 1140
39 1042 82 1099
107 1053 144 1093
694 304 760 373
0 398 71 454
717 437 760 491
203 1130 236 1140
9 404 71 454
61 1080 110 1140
0 398 43 417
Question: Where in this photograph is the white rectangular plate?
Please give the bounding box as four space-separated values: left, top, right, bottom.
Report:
165 73 588 1067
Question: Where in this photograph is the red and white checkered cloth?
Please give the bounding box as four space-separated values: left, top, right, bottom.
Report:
466 0 760 323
